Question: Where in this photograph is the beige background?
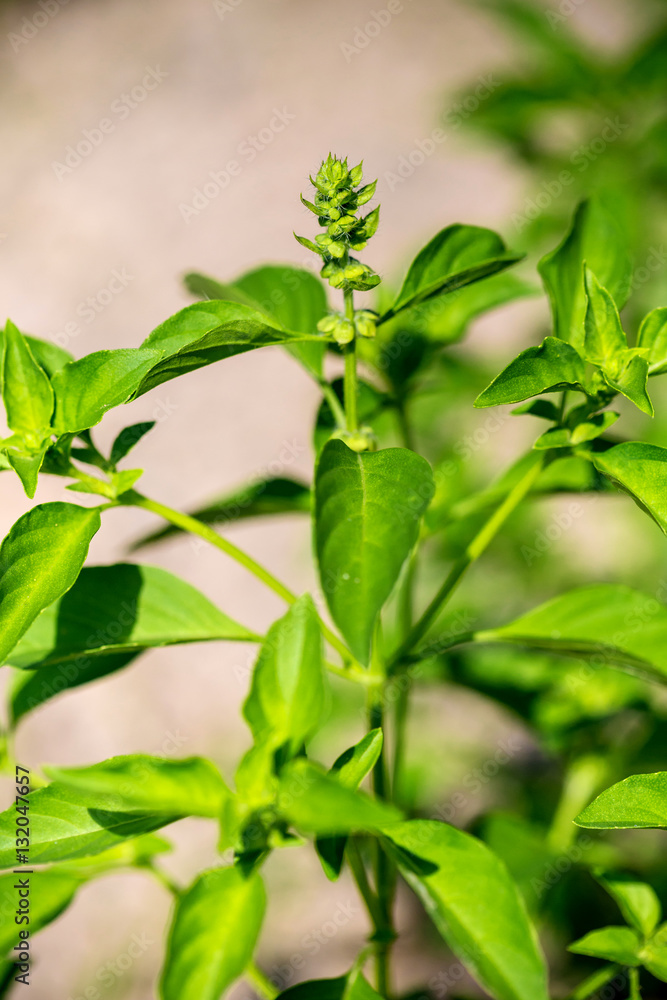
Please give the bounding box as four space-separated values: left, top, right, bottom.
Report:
0 0 651 996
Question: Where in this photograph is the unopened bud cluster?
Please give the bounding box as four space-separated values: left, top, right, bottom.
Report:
317 309 378 346
295 154 381 296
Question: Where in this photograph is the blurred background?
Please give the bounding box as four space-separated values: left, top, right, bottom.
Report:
3 0 667 996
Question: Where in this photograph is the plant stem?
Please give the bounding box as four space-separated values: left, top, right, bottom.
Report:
566 964 620 1000
391 452 546 666
319 379 347 429
343 288 358 432
629 967 642 1000
126 492 352 665
246 961 279 1000
143 860 182 897
346 839 385 928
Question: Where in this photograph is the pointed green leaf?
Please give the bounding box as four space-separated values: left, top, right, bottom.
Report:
0 325 74 379
533 411 619 450
596 873 661 938
160 866 265 1000
315 441 434 664
52 349 160 435
583 267 627 369
7 562 256 670
243 595 326 754
44 754 231 818
381 224 523 322
315 729 384 880
641 923 667 982
538 199 632 352
2 320 54 442
474 584 667 683
569 926 641 965
130 302 326 399
276 972 383 999
475 337 588 408
6 446 48 499
383 820 548 1000
576 773 667 830
0 502 100 666
605 354 653 416
0 783 178 868
0 869 83 956
131 476 311 548
591 442 667 533
110 421 155 466
637 307 667 375
279 759 401 835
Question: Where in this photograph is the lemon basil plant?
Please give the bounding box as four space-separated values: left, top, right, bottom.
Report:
2 155 667 1000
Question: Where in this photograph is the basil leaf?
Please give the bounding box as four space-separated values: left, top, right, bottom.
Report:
0 869 83 956
51 349 160 434
637 307 667 374
131 301 326 398
538 199 632 353
0 502 100 666
160 866 265 1000
383 820 548 1000
583 266 627 369
7 562 256 670
591 442 667 533
276 971 383 999
474 584 667 682
315 441 434 664
596 873 661 938
110 421 156 465
2 320 54 441
44 754 231 818
0 783 177 868
576 773 667 830
381 224 523 322
279 759 401 835
475 337 588 408
243 595 326 755
568 926 641 965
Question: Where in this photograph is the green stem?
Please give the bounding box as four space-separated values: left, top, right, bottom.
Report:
391 452 546 666
320 379 347 429
126 492 352 666
346 839 385 928
142 860 182 897
343 288 358 432
629 967 642 1000
246 961 279 1000
566 964 620 1000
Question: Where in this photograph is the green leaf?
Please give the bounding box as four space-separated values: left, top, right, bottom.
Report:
0 502 100 667
131 476 311 549
596 873 661 938
383 820 548 1000
533 411 619 450
0 783 178 868
160 866 265 1000
538 199 632 353
583 267 627 369
392 272 537 345
2 320 54 442
315 729 384 881
381 224 523 322
279 759 401 835
6 446 48 499
568 926 641 965
7 562 256 670
276 972 383 999
576 773 667 830
44 754 231 818
475 337 588 408
0 869 83 957
637 307 667 375
475 584 667 683
243 595 326 755
130 301 326 399
23 334 74 376
185 265 328 377
315 441 434 663
51 349 160 435
604 354 653 416
110 421 156 466
641 923 667 982
591 442 667 533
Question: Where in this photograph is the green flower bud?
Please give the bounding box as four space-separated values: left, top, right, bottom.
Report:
334 319 355 345
355 310 378 339
331 425 376 453
327 241 347 260
316 314 339 335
